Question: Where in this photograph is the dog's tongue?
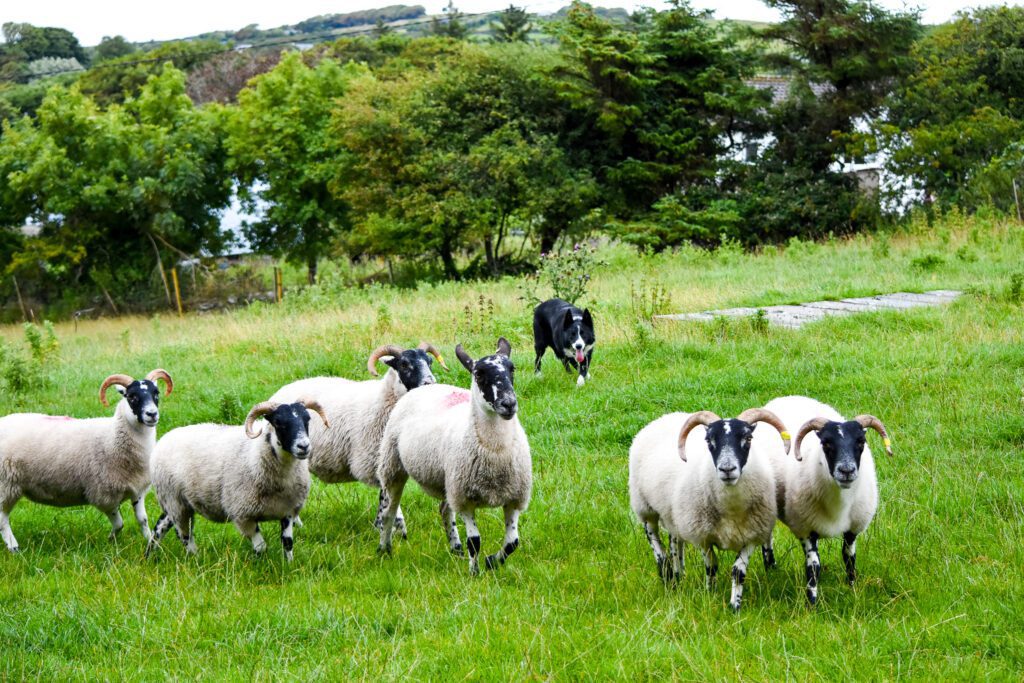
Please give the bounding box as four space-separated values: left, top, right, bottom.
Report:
575 349 585 364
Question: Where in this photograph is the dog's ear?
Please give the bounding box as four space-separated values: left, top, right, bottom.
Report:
582 308 593 328
562 309 575 329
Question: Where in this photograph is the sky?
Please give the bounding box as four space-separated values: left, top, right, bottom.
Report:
0 0 1010 46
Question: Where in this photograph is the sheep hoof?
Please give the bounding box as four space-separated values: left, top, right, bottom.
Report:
8 546 19 554
284 551 294 563
377 544 392 556
730 600 742 613
485 554 502 571
450 544 463 556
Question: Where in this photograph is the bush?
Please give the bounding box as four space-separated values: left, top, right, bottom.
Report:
519 242 604 306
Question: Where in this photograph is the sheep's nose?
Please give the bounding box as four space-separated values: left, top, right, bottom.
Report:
422 376 436 386
294 439 310 455
719 462 737 474
837 463 856 476
144 409 158 420
497 398 518 418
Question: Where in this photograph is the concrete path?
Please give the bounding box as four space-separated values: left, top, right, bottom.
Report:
655 290 962 329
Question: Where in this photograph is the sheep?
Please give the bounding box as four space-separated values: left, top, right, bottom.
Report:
376 337 531 575
146 398 329 562
761 395 892 605
269 342 448 535
629 408 791 611
0 369 173 552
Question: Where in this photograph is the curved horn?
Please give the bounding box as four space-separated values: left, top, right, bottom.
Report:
794 417 831 462
677 411 721 462
297 398 330 428
737 408 791 455
854 414 893 457
366 344 405 377
417 341 449 371
145 368 173 396
244 401 280 439
99 374 134 407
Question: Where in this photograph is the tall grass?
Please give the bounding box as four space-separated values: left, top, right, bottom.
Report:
0 215 1022 679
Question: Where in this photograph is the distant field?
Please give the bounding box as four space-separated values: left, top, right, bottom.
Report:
1 215 1022 679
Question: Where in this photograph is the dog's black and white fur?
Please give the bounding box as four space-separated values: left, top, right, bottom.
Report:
532 298 595 387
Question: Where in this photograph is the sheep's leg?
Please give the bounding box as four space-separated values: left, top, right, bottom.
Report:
106 508 124 540
761 533 776 570
292 515 303 529
234 519 266 555
842 531 857 586
0 504 19 553
802 532 821 606
131 496 151 542
642 519 672 582
146 513 174 558
375 489 407 540
440 501 462 555
460 510 481 575
729 545 755 612
700 545 718 590
280 517 295 562
176 511 197 554
668 535 685 582
377 480 407 555
485 505 521 570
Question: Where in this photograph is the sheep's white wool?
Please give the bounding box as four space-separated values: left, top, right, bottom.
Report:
148 418 311 561
0 397 157 551
377 375 532 574
762 395 881 605
628 412 785 611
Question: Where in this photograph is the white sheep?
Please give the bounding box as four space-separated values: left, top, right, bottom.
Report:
761 395 892 605
147 398 328 561
376 337 531 575
269 342 447 535
0 369 173 552
629 408 791 611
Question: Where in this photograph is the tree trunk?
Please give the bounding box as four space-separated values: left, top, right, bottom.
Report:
307 255 318 286
484 234 496 276
439 240 460 281
539 228 559 255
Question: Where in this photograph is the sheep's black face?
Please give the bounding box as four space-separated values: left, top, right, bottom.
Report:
817 421 867 488
266 403 312 459
384 349 436 391
118 380 160 427
704 418 755 485
474 354 517 419
457 338 517 420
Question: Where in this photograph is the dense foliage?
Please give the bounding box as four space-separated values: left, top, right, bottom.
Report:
0 1 1021 316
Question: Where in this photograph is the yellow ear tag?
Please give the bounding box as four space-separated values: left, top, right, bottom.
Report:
780 431 791 440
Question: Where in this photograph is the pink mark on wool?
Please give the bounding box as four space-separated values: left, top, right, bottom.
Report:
42 415 76 421
441 391 470 409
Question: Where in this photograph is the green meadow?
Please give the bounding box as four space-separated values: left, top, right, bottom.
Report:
1 215 1022 680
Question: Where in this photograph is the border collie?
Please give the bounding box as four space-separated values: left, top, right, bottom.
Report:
532 298 595 387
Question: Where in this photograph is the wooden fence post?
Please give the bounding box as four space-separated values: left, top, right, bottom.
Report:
171 267 183 317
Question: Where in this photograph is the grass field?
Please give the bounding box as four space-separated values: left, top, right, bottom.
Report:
1 215 1022 680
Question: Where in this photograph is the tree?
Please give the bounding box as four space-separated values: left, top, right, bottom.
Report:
0 65 232 303
760 0 920 172
77 40 223 105
883 7 1024 210
492 5 532 43
227 52 360 284
431 1 469 40
94 35 136 62
548 1 765 248
186 48 281 104
333 43 596 278
1 23 87 64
